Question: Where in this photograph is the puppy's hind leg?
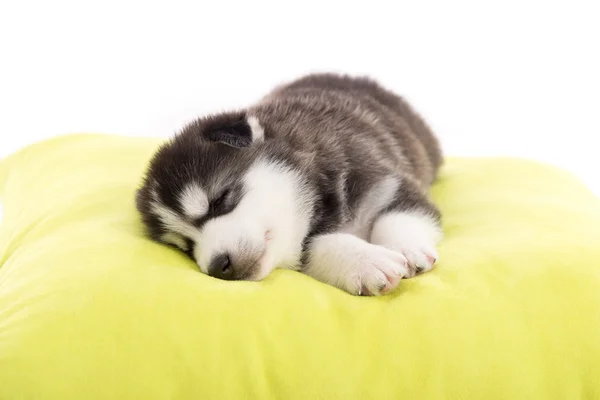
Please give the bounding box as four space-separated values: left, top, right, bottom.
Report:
369 178 442 278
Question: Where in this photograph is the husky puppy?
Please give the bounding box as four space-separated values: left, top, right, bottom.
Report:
136 73 443 296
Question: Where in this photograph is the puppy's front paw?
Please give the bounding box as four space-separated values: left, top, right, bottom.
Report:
370 211 442 278
396 243 438 278
304 233 409 296
349 244 409 296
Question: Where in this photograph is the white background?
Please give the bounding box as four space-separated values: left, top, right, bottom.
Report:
1 0 599 223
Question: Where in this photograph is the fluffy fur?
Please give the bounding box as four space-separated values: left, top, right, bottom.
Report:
136 73 443 295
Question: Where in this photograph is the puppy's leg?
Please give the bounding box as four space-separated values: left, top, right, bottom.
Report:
303 233 410 296
369 179 442 277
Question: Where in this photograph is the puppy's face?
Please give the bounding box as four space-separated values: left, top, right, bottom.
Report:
136 112 310 281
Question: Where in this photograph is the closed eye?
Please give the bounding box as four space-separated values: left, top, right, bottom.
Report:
211 189 230 211
192 187 239 228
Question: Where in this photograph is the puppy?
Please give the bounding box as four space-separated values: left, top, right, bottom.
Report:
136 73 443 296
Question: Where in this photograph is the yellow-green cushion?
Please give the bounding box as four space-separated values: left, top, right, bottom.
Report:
1 134 600 399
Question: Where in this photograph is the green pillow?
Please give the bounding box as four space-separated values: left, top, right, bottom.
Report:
1 134 600 399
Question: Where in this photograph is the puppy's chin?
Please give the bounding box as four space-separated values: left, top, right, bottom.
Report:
246 249 277 281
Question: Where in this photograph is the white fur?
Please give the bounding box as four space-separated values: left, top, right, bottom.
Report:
370 210 442 276
304 233 409 295
342 175 400 239
150 201 198 239
179 183 208 218
161 232 189 252
247 115 264 142
195 159 314 278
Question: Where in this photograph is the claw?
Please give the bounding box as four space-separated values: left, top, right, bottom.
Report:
426 254 437 265
360 285 370 296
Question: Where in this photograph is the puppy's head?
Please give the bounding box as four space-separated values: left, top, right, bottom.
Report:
136 111 312 281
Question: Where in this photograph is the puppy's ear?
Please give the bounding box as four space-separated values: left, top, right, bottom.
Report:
204 112 264 148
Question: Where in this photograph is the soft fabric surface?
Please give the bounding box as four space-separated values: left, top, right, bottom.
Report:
1 134 600 399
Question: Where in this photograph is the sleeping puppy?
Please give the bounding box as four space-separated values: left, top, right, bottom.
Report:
136 73 443 296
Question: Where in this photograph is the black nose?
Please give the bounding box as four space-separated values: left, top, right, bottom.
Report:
208 253 234 280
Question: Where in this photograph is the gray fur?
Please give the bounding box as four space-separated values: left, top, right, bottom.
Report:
249 73 441 240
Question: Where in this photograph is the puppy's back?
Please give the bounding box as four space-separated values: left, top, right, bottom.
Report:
256 73 442 188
